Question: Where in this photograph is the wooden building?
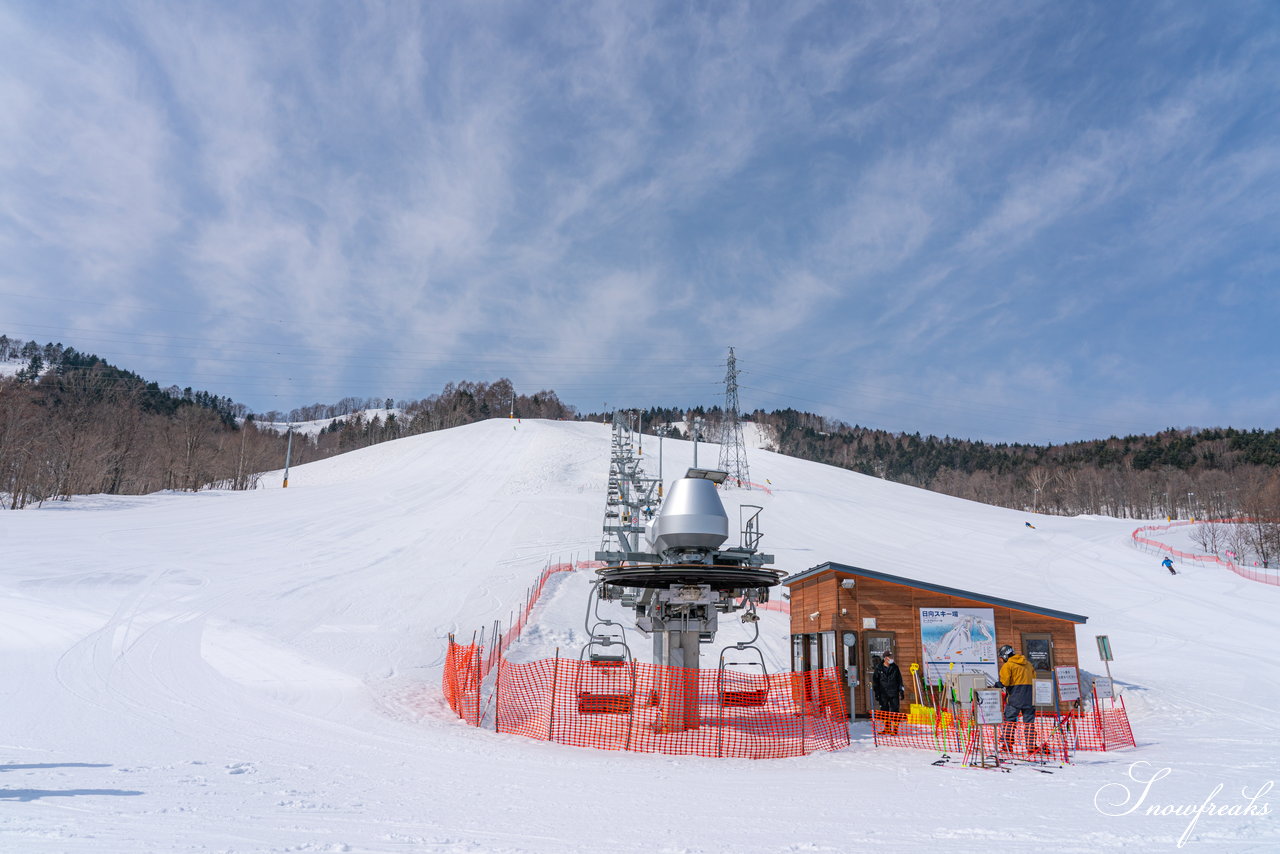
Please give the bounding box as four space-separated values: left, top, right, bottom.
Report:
783 561 1088 718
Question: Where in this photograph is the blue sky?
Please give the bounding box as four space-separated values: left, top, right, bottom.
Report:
2 1 1278 443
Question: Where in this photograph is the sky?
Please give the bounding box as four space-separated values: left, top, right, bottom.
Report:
1 0 1278 444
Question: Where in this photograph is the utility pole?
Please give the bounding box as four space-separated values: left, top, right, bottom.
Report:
282 426 294 488
717 346 750 489
692 415 700 468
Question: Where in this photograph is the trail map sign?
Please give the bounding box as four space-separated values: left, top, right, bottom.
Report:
920 607 998 682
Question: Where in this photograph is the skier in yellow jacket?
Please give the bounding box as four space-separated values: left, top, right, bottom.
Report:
995 644 1036 752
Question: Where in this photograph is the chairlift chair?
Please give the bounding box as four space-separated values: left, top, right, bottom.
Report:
716 603 769 708
717 645 769 708
576 582 638 715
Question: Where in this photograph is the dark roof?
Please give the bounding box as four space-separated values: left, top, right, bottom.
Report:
783 561 1088 624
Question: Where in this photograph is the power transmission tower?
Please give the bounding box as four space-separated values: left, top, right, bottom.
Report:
718 347 750 489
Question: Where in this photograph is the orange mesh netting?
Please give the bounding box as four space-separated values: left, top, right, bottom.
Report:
1133 519 1280 586
443 558 847 759
443 641 481 725
496 658 849 758
871 695 1135 761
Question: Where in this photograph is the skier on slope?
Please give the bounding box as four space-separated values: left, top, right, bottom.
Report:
1162 557 1176 575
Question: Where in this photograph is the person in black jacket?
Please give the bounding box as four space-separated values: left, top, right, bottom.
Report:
873 652 905 734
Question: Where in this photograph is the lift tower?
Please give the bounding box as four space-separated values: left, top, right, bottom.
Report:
717 346 751 489
595 462 780 732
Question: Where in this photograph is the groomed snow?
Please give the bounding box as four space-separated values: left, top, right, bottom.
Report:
2 418 1277 852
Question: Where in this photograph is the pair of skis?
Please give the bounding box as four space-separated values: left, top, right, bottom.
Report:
930 753 1055 774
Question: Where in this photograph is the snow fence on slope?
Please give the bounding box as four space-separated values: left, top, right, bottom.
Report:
1132 518 1280 586
442 560 848 759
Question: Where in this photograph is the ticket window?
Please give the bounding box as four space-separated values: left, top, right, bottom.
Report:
791 632 841 712
791 634 810 706
819 632 836 673
791 634 806 673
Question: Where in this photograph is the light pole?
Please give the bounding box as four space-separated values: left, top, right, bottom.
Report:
282 426 294 488
1187 492 1196 521
1033 487 1041 515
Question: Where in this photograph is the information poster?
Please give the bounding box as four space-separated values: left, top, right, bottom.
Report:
974 689 1003 725
920 607 998 682
1054 665 1081 702
1093 676 1114 700
1034 679 1054 706
1024 637 1052 672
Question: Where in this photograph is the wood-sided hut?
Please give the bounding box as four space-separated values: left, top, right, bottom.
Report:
782 561 1087 718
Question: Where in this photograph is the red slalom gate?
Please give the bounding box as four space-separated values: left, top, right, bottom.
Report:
496 658 849 759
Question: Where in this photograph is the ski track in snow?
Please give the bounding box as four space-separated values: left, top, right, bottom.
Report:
1 419 1277 852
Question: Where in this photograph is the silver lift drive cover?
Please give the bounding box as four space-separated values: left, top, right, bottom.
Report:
647 476 729 555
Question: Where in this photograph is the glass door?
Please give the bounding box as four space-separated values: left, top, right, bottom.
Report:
863 631 897 714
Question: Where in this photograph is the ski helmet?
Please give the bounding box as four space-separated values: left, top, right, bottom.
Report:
998 644 1015 659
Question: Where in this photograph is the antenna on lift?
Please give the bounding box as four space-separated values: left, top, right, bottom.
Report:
717 347 750 489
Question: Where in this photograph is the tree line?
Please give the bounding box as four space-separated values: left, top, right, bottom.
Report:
1 338 575 508
7 333 1280 547
743 408 1280 530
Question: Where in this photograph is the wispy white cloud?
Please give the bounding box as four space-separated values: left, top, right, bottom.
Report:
0 5 179 316
1 1 1277 440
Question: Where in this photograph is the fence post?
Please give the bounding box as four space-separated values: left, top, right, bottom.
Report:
549 648 559 743
625 659 636 752
494 637 503 733
1093 685 1107 752
801 689 808 756
474 644 481 726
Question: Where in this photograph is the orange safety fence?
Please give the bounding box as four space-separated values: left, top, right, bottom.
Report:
495 658 849 759
1132 518 1280 586
444 559 601 722
443 641 481 725
443 558 848 758
871 695 1135 760
725 478 773 495
494 559 606 658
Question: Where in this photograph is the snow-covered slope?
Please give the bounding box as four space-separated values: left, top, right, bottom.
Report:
254 408 404 437
2 419 1277 852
